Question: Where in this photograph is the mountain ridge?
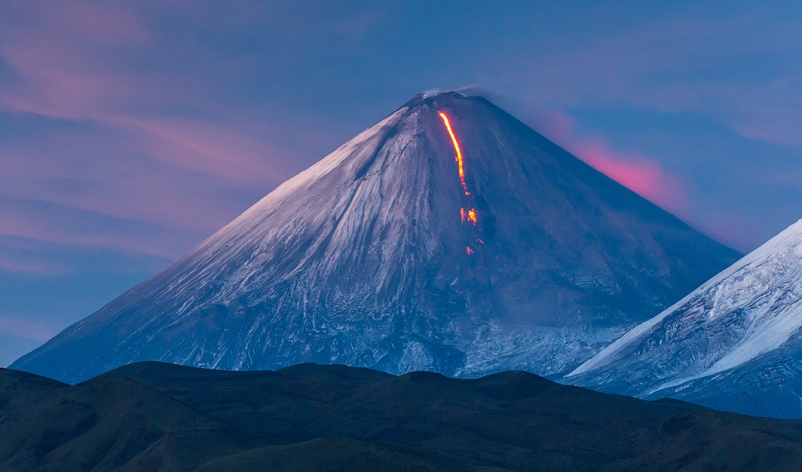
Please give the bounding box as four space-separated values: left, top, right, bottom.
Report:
568 218 802 418
4 361 802 471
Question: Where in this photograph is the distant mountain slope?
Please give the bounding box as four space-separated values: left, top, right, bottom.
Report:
12 92 740 384
4 362 802 471
567 219 802 418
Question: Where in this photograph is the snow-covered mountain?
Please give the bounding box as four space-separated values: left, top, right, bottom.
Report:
567 219 802 418
11 92 739 384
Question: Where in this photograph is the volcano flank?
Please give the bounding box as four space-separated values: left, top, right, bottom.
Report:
11 92 740 383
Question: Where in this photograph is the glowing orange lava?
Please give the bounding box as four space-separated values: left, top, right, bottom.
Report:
440 111 482 257
467 209 477 225
438 112 470 196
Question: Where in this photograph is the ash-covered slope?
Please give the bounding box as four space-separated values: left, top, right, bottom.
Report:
12 92 739 384
567 219 802 418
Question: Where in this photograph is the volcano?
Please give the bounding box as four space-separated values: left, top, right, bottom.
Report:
11 92 740 383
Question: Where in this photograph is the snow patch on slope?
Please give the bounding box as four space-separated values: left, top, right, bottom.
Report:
570 219 802 388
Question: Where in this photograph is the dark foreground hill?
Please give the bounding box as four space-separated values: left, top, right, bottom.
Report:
3 363 802 471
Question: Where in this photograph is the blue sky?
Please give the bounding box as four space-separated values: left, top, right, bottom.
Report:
1 1 801 366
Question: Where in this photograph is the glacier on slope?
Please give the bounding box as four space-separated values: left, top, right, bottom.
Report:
567 219 802 418
11 92 739 384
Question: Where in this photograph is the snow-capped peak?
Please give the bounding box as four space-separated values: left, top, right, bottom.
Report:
566 219 802 417
10 92 739 385
569 218 802 380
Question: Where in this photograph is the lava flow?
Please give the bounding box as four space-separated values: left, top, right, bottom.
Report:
439 111 477 220
438 112 470 196
439 111 482 256
467 209 477 225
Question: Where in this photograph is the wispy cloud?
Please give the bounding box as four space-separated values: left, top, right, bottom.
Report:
0 194 194 259
0 316 58 341
0 2 339 259
501 8 802 148
0 2 149 118
0 233 171 276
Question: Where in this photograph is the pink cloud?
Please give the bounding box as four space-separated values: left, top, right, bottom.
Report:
702 216 765 255
0 316 58 341
0 236 75 275
0 107 324 257
0 202 188 259
570 137 688 215
0 139 249 235
0 2 330 259
0 2 149 119
0 259 71 275
331 9 386 37
533 111 688 217
115 116 293 186
0 112 314 261
735 119 802 149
